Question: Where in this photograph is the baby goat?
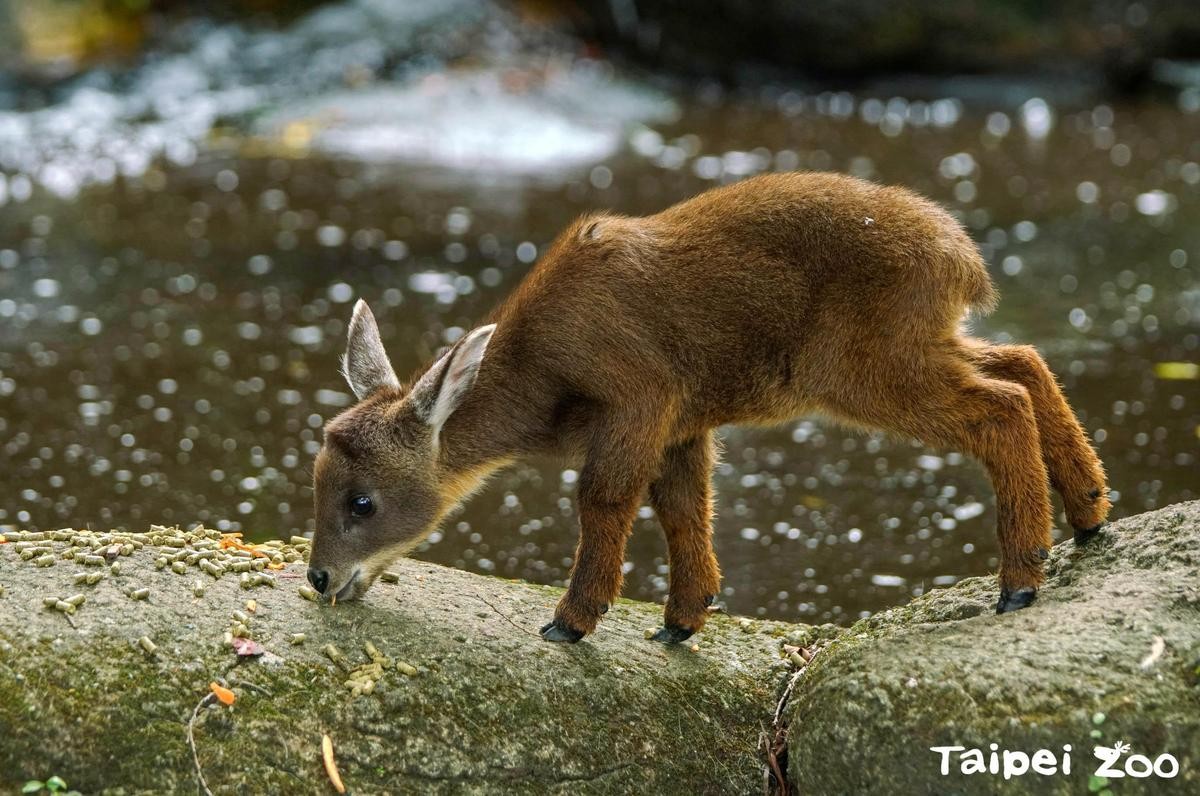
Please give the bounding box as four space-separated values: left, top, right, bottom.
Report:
309 172 1109 643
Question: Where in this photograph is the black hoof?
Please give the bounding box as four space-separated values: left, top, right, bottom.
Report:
704 594 716 606
996 587 1038 614
650 624 695 644
1073 523 1103 545
540 619 584 643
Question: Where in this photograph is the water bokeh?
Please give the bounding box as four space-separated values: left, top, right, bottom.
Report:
1 0 1197 625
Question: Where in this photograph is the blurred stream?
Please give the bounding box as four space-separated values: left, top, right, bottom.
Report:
1 0 1197 624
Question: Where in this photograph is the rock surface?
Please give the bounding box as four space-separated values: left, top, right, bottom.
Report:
785 501 1200 794
3 502 1198 794
0 527 791 794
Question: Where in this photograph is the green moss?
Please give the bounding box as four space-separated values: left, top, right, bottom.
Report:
0 530 796 794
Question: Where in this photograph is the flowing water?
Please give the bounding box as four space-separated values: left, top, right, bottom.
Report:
1 1 1198 625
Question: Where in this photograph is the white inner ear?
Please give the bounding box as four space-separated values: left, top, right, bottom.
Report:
412 324 496 440
342 299 400 401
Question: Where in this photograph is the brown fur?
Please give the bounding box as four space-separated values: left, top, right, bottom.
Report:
311 172 1109 637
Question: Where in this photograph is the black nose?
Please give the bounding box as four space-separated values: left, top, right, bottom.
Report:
308 568 330 594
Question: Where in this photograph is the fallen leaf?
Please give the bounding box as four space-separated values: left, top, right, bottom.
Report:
322 734 346 794
1140 635 1166 670
232 638 265 657
220 534 271 559
209 682 236 706
1154 362 1199 380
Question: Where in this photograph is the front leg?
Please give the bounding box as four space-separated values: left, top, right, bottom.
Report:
540 486 642 642
541 411 666 643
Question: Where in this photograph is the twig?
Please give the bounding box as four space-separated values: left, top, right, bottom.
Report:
773 667 806 726
764 652 814 796
188 692 218 796
236 681 273 698
760 728 787 789
476 596 539 637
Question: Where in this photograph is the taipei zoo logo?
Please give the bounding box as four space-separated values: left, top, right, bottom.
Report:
931 741 1181 782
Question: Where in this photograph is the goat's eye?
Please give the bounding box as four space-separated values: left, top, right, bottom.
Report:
348 494 375 517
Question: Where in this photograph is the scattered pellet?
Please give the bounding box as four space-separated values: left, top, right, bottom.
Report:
289 633 306 645
138 636 157 656
298 585 319 602
395 661 418 677
129 587 150 601
323 644 352 672
379 571 400 584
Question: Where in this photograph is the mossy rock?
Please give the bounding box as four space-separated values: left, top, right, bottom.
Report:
0 530 793 794
786 501 1200 794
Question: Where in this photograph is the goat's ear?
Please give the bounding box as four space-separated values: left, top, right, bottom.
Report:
342 300 400 401
410 324 496 440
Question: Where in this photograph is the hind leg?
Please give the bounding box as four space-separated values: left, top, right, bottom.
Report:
647 433 722 643
824 353 1053 612
964 340 1110 541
